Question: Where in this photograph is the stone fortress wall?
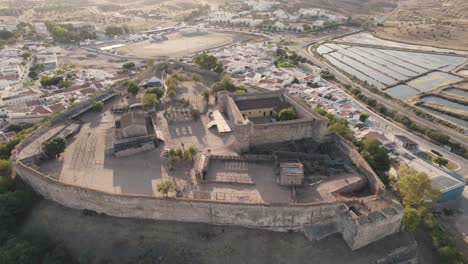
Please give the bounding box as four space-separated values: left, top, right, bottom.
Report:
14 158 403 250
218 91 328 151
12 86 403 251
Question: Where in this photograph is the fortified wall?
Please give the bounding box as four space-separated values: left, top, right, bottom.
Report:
218 91 328 151
12 87 403 251
15 157 403 250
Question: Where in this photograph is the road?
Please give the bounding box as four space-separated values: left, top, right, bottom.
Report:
349 86 468 178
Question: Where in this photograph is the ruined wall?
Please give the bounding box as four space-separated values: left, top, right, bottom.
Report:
218 92 244 125
330 133 386 194
339 203 404 250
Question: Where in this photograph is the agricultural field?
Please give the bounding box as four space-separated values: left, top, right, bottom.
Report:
372 0 468 50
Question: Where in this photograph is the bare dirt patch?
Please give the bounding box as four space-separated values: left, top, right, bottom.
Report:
292 0 398 16
116 31 242 58
373 0 468 50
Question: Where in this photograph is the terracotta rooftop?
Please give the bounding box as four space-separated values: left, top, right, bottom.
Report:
31 105 52 115
48 103 67 113
25 99 41 108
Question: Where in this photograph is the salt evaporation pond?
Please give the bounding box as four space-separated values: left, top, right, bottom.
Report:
407 72 463 92
445 88 468 98
384 85 420 101
422 96 468 112
424 108 468 128
458 70 468 77
337 32 468 55
316 42 467 91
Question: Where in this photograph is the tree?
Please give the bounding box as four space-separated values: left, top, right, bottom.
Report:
213 62 224 73
127 81 139 96
234 89 246 94
320 70 335 80
314 107 328 116
402 207 423 231
200 88 210 102
0 160 12 176
68 96 77 104
43 137 66 158
433 156 448 167
277 108 297 121
426 130 449 145
156 180 174 197
28 70 38 79
191 73 202 82
166 89 176 99
145 59 154 67
142 93 158 109
292 77 300 84
187 146 197 157
164 75 180 90
105 25 127 36
193 53 218 70
328 118 355 142
0 238 39 264
360 138 391 172
40 75 62 87
211 76 237 93
359 113 369 122
21 52 31 60
397 168 440 209
92 101 104 112
122 62 135 70
145 87 164 100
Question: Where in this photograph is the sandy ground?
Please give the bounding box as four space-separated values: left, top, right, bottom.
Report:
61 48 141 73
373 0 468 51
19 200 437 264
116 32 241 57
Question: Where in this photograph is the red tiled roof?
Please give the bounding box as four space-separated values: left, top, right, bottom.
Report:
80 87 96 95
48 103 67 113
363 131 389 143
2 131 16 141
93 82 104 89
304 74 318 81
25 100 41 107
31 105 52 115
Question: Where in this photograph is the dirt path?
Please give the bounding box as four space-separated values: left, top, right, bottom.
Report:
19 200 437 264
